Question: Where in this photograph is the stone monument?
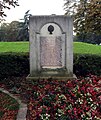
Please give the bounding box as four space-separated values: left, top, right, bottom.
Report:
28 15 74 80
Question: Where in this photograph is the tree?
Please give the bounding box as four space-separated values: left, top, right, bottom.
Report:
64 0 101 44
18 10 32 41
0 0 19 21
0 21 20 41
74 0 101 35
64 0 79 15
0 22 9 41
74 33 101 44
84 0 101 34
7 21 20 41
0 10 32 41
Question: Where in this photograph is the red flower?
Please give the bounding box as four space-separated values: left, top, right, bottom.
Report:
45 84 50 89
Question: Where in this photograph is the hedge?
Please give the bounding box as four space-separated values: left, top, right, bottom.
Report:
0 53 29 79
0 53 101 79
74 54 101 76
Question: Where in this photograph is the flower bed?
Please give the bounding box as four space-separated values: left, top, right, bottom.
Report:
0 91 19 120
27 75 101 120
0 75 101 120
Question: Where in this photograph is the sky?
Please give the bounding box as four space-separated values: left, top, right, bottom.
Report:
5 0 65 22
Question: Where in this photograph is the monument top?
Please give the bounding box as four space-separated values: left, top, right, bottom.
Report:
30 15 72 18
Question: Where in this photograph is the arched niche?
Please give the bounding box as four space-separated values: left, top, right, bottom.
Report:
40 23 65 69
40 23 62 36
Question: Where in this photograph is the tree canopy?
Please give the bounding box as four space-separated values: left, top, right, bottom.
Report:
0 0 19 21
64 0 101 44
0 21 20 41
0 10 31 41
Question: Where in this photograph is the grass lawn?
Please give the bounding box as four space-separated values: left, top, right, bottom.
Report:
0 91 19 119
0 42 29 53
0 42 101 55
0 41 101 55
74 42 101 55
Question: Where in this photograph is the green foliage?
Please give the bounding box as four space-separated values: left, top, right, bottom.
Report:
0 53 101 79
0 111 4 118
0 0 19 20
64 0 78 15
18 10 32 41
0 20 30 41
0 42 101 78
74 33 101 45
0 53 29 79
74 54 101 76
0 21 20 41
0 10 32 41
64 0 101 44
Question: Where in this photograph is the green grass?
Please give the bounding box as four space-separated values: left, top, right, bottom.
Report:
0 41 101 55
74 42 101 55
0 42 29 53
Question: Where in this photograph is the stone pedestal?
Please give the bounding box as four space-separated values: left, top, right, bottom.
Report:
27 15 75 80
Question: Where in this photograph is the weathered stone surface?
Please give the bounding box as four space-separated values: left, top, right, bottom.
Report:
28 15 74 80
40 36 62 68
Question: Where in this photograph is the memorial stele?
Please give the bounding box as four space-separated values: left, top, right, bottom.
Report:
27 15 75 80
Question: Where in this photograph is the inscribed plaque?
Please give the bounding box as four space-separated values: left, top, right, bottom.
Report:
40 36 62 68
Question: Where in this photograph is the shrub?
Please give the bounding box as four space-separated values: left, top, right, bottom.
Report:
74 54 101 76
0 53 101 79
0 53 29 79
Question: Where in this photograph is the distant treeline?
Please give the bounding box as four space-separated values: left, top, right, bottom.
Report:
0 21 29 42
0 21 101 45
74 33 101 45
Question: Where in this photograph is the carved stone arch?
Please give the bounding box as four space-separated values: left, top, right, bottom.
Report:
40 22 62 36
40 22 63 68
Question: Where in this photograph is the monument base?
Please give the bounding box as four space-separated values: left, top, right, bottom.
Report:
26 69 76 80
26 74 76 80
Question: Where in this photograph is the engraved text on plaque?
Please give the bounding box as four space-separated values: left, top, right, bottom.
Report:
40 36 62 68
